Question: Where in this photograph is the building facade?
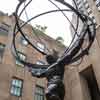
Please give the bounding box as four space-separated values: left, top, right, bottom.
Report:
0 12 65 100
0 0 100 99
67 0 100 100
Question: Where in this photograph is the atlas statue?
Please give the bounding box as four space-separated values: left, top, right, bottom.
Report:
13 0 96 100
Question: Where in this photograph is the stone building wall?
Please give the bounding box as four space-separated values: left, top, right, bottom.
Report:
68 0 100 100
0 13 65 100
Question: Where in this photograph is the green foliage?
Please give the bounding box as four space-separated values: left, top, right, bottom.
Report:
32 24 47 36
35 24 47 33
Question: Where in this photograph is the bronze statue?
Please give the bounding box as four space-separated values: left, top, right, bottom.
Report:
13 0 96 100
31 52 65 100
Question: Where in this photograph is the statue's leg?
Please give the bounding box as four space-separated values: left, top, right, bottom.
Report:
45 77 65 100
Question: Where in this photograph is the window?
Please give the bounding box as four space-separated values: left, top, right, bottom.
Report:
37 42 45 52
91 16 97 23
84 0 89 9
10 78 23 97
87 8 92 14
0 22 10 35
16 52 26 67
88 13 97 24
76 0 83 10
0 43 5 63
36 60 45 65
35 85 45 100
31 67 46 77
84 3 88 9
83 0 97 25
83 0 87 2
95 0 100 11
77 0 81 6
31 61 46 76
20 36 28 46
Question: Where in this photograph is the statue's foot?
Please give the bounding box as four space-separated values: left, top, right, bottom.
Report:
46 93 60 100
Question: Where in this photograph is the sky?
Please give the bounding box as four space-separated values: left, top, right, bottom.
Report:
0 0 73 46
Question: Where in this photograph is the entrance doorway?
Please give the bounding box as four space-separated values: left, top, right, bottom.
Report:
80 66 100 100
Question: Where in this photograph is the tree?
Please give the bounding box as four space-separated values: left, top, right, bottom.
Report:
35 24 47 33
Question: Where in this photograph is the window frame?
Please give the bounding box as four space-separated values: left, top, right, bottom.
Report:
20 35 28 46
10 77 23 97
37 42 45 52
31 60 46 75
34 85 45 100
15 51 26 67
83 0 97 25
0 22 10 36
0 43 5 63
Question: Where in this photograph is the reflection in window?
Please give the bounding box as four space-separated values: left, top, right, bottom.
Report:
20 36 28 46
31 61 46 76
10 78 23 97
37 42 45 52
16 52 26 67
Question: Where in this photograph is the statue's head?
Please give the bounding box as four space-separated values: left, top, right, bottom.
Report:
46 50 59 64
